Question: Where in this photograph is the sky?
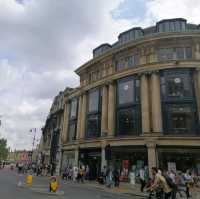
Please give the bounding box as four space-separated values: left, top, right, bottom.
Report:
0 0 200 150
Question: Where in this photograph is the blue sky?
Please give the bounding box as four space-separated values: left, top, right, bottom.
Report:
112 0 148 21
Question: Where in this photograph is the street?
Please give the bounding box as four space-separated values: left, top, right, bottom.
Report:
0 169 140 199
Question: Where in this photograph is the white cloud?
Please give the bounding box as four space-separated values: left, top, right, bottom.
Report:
146 0 200 24
0 0 133 150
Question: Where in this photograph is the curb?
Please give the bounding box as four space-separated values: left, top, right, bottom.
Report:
30 187 64 196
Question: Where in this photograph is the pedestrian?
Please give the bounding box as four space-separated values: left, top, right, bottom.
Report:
139 167 146 192
113 167 120 187
102 166 107 184
106 167 114 188
85 165 90 180
148 167 172 199
73 167 78 182
184 170 194 198
163 170 177 199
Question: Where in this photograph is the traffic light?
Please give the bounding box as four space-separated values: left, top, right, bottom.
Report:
105 144 111 160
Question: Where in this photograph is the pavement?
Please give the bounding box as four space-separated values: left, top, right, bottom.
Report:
1 168 200 199
0 168 137 199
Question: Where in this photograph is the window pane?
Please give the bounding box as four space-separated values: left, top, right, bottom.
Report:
170 22 175 31
87 114 100 137
164 22 170 32
185 47 192 59
118 108 134 135
167 76 192 98
176 47 184 59
70 98 78 119
158 48 173 61
116 59 125 71
118 79 134 105
88 89 100 113
168 105 195 133
68 123 76 142
175 21 181 31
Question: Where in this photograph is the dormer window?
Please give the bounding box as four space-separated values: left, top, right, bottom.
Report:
157 19 186 33
118 28 143 44
93 44 111 58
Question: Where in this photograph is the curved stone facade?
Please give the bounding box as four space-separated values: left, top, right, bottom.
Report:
61 18 200 178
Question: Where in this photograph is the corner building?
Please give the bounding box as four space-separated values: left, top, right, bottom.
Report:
61 18 200 179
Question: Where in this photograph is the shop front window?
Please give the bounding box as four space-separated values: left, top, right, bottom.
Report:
86 114 101 138
168 105 195 133
68 98 78 142
70 98 78 119
161 70 193 100
86 88 101 138
88 89 100 113
161 69 198 135
68 123 76 142
117 108 140 135
118 79 134 105
117 76 141 136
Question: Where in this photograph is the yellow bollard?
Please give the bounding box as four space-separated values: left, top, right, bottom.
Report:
49 176 59 192
26 175 33 186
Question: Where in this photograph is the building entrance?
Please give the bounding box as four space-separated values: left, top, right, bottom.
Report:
79 148 101 180
158 147 200 175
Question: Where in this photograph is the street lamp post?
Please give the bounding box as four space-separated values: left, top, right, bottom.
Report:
29 128 37 162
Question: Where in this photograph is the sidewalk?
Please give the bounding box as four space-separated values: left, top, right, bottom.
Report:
31 175 200 199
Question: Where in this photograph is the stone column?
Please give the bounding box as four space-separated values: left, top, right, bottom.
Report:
101 85 108 136
76 95 82 139
147 141 157 176
151 72 163 133
108 82 115 137
80 93 87 139
74 147 79 167
62 102 70 143
194 69 200 120
141 74 150 134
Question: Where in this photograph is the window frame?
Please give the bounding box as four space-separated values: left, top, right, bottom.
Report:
68 97 78 142
116 76 141 136
86 88 102 138
160 69 198 135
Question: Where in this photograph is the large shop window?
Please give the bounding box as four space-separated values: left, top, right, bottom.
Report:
160 69 198 134
86 88 101 138
117 76 141 135
68 98 78 142
157 47 192 61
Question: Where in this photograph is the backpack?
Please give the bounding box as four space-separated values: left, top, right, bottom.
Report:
164 176 176 189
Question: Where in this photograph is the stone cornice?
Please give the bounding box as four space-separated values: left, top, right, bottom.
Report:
67 60 200 98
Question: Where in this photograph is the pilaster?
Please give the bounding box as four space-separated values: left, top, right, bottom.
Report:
151 71 163 134
108 81 115 137
101 85 108 136
141 73 150 134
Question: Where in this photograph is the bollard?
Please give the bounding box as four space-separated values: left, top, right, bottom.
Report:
49 176 59 193
26 174 33 186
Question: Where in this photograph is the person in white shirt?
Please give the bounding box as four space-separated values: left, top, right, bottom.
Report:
139 167 146 192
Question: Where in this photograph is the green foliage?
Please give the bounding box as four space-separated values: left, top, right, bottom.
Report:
0 138 9 160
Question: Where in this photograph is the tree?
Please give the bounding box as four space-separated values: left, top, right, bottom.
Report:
0 138 9 161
